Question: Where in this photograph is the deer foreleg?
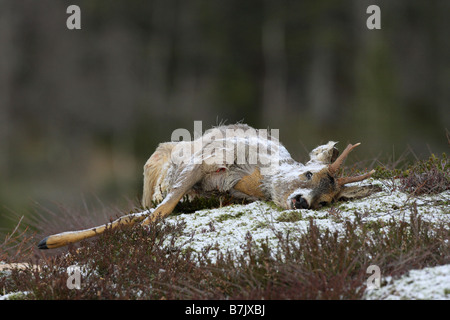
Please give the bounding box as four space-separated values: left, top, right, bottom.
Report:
141 164 204 225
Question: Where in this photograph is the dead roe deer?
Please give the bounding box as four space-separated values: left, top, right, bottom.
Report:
38 123 380 249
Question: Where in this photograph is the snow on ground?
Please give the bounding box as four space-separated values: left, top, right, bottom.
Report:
164 179 448 260
364 264 450 300
160 178 449 299
1 178 448 299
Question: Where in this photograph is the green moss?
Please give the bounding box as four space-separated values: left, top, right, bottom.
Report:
265 201 284 212
371 166 405 179
150 195 252 215
215 211 245 222
174 196 223 214
361 220 385 232
253 221 269 230
276 211 303 222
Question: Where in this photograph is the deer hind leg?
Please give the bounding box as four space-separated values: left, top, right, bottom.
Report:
142 142 177 208
38 150 202 249
39 174 203 249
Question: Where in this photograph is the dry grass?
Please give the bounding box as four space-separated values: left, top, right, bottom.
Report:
399 154 449 195
1 206 448 300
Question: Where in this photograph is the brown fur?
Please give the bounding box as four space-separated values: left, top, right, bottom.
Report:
233 168 265 198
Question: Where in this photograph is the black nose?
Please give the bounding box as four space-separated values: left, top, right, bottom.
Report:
294 195 309 209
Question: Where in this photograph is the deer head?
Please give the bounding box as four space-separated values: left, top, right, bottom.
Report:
277 142 380 210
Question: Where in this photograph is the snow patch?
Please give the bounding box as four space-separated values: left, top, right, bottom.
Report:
365 264 450 300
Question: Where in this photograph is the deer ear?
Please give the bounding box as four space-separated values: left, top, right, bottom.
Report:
307 141 339 165
330 147 339 163
337 185 382 201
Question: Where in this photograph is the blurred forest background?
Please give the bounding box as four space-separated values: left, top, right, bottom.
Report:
0 0 448 229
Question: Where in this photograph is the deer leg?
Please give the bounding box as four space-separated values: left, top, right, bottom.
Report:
233 168 265 198
37 211 150 249
38 166 203 248
141 165 204 225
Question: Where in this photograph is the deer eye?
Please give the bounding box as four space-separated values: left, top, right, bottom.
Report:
305 171 313 180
